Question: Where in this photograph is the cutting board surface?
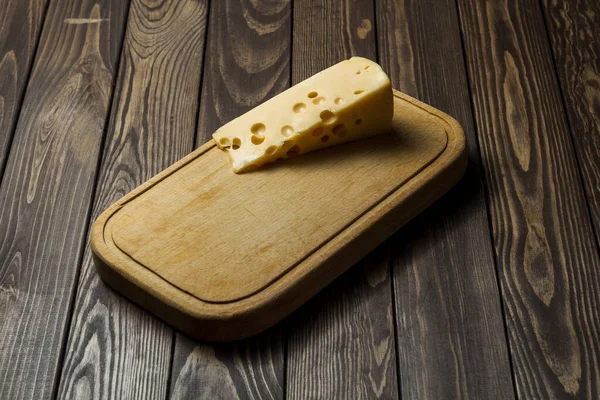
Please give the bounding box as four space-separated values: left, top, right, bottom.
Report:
92 90 466 341
110 94 446 303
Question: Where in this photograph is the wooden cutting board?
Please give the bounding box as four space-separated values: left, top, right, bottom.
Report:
91 90 467 341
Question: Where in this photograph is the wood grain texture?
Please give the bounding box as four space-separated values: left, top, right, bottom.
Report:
541 0 600 248
287 1 398 398
0 0 128 398
168 0 290 397
457 0 600 397
0 0 47 180
195 0 292 145
375 0 516 398
170 332 283 400
287 246 399 399
56 0 209 398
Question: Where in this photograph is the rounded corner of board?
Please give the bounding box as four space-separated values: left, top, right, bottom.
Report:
90 206 118 262
394 89 467 178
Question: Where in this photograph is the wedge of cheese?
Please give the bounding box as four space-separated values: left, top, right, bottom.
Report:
213 57 393 173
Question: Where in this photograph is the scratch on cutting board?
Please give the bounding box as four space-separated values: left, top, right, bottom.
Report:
64 18 108 24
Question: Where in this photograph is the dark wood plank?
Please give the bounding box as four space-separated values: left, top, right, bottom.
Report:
56 0 209 398
457 0 600 397
194 0 291 145
168 0 290 398
287 247 398 399
170 332 284 399
0 0 47 179
374 0 516 398
0 0 129 398
286 1 398 398
541 0 600 247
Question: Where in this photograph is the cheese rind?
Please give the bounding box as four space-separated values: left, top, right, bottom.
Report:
213 57 393 173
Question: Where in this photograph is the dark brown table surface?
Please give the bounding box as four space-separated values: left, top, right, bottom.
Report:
1 0 599 398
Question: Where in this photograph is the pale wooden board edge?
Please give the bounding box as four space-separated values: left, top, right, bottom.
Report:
90 90 467 341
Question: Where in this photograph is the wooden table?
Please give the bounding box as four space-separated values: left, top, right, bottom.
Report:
1 0 599 398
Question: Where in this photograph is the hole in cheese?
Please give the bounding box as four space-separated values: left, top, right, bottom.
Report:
334 97 344 105
321 135 330 142
219 137 231 148
251 123 266 135
308 91 318 98
332 124 344 134
356 70 361 74
251 135 265 145
293 103 307 113
231 137 241 150
354 90 364 95
320 110 336 124
312 127 324 136
281 125 294 137
312 97 325 105
287 145 300 158
266 145 277 155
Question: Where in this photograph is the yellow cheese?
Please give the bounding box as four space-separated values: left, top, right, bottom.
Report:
212 57 393 173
